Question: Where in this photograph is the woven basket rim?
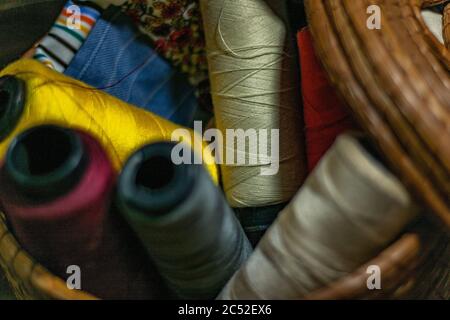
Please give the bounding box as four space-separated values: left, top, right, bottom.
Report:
0 211 439 300
0 212 96 300
1 0 449 299
305 0 450 228
444 3 450 48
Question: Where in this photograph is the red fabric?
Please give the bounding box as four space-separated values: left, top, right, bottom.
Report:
298 29 357 172
0 131 166 299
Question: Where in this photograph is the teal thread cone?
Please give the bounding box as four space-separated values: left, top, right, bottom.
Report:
117 142 252 299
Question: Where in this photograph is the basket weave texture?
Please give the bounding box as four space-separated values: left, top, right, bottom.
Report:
444 3 450 48
1 211 446 299
0 213 96 300
305 0 450 227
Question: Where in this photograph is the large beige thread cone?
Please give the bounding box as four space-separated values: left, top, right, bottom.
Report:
219 134 418 299
200 0 306 207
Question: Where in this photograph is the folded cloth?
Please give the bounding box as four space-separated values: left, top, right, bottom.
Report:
33 1 103 72
65 6 198 126
0 59 219 181
121 0 208 83
234 203 287 248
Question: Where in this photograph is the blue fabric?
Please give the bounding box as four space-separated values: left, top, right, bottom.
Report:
65 7 197 126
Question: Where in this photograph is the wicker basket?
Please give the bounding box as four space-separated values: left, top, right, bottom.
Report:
0 210 445 299
0 213 96 300
444 3 450 48
305 0 450 228
0 0 449 300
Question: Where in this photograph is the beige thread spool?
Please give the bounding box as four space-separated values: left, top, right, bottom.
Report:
200 0 306 207
218 134 418 299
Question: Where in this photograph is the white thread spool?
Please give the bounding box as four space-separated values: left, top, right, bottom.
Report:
200 0 306 207
219 134 418 299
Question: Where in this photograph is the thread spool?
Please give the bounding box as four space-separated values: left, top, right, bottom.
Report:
219 133 418 299
200 0 306 207
298 29 357 172
0 125 167 299
4 125 87 202
231 1 303 247
0 59 218 182
117 142 252 299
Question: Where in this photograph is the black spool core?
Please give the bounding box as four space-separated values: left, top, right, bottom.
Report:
15 127 73 176
119 142 196 216
136 156 176 191
5 125 86 201
0 90 10 118
0 76 26 141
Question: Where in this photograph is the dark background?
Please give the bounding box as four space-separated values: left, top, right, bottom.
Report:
0 0 65 69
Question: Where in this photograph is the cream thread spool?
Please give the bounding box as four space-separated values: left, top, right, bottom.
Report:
218 133 418 299
200 0 306 207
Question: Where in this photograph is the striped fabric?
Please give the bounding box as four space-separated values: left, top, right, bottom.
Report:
64 6 199 126
33 1 101 72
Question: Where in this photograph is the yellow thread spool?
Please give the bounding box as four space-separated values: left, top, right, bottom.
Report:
0 59 218 182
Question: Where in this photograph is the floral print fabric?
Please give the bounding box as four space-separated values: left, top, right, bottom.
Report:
121 0 208 84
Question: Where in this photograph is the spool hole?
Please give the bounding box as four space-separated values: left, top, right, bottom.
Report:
0 90 10 121
136 156 175 190
15 127 73 176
